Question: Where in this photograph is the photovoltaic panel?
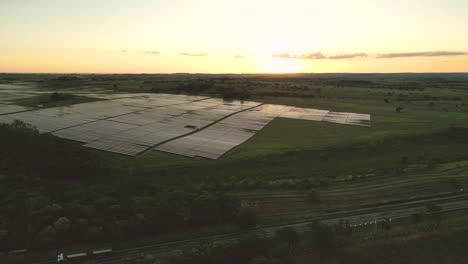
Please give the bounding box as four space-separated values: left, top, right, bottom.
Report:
0 104 30 115
83 101 260 155
0 90 370 157
155 106 278 159
323 112 371 127
280 107 330 121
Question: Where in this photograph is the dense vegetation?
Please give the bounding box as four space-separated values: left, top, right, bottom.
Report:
0 120 107 179
136 215 463 264
0 122 241 250
14 92 100 108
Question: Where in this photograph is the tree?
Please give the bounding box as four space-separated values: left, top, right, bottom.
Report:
380 219 391 238
275 227 299 254
0 229 8 242
250 256 269 264
426 203 443 229
335 219 352 238
235 207 259 229
307 189 320 203
411 213 422 230
308 221 337 257
448 178 461 190
400 156 408 165
37 225 56 246
54 217 71 233
50 92 60 101
151 250 184 264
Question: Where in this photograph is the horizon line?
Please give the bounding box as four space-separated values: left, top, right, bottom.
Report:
2 71 468 75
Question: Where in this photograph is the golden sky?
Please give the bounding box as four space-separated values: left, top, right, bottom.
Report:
1 0 467 73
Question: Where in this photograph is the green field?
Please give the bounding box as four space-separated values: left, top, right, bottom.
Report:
1 73 468 262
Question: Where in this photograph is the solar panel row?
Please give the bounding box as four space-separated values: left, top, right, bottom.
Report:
155 104 371 159
81 101 261 155
0 91 371 158
155 104 286 159
0 104 30 115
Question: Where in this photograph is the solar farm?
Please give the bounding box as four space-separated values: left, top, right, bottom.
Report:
0 87 370 159
3 74 468 264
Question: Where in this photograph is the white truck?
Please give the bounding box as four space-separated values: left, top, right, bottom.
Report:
57 248 112 263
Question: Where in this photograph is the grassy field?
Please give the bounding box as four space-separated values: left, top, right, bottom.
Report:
2 73 468 197
21 73 467 202
1 73 468 262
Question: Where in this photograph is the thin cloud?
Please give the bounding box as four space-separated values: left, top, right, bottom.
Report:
302 52 326 59
376 51 466 59
273 52 365 60
272 53 296 59
273 52 326 60
328 53 368 59
179 52 208 57
142 51 160 55
233 54 247 59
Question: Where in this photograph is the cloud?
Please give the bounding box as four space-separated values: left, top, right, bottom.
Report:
179 52 208 57
272 52 326 60
302 52 327 59
142 51 160 55
273 52 365 60
121 50 127 53
328 53 368 59
233 54 247 59
272 53 295 59
376 51 466 58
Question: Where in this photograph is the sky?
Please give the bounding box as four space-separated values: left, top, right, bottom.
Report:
1 0 467 73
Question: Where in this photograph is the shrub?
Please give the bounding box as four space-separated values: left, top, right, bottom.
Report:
235 207 259 229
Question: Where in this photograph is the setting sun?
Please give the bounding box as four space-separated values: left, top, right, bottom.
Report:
0 0 467 73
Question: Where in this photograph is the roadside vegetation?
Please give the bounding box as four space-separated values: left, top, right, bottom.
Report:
127 210 468 264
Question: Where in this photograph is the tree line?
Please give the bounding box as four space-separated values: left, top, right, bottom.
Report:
0 121 241 250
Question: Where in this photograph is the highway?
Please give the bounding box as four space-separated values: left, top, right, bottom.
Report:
33 193 468 264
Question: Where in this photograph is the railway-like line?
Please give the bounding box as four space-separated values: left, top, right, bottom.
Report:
32 194 468 264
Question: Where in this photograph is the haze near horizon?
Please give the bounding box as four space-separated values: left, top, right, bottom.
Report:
1 0 467 73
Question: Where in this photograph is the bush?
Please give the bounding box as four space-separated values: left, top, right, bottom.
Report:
250 256 269 264
307 189 321 203
235 207 259 229
0 120 108 179
50 92 73 101
275 227 299 254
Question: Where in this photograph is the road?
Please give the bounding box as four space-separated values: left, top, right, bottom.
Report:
33 194 468 264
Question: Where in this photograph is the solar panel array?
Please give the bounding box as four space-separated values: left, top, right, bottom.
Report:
156 105 280 159
0 84 42 104
322 112 371 127
155 104 371 159
83 101 260 155
0 89 371 158
276 106 371 126
0 104 30 115
0 100 147 133
279 107 330 121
